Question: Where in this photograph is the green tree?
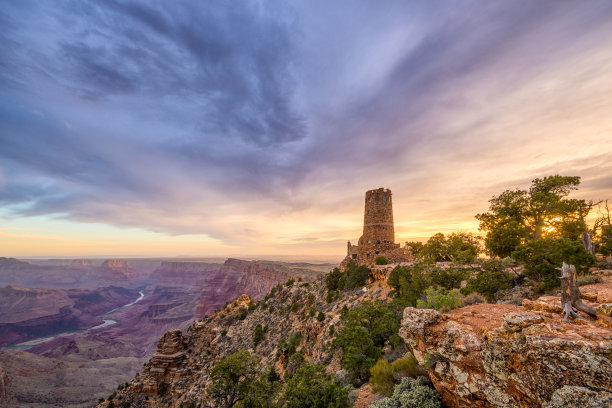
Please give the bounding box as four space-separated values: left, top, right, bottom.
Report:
325 267 345 291
461 259 513 301
253 324 265 348
421 233 449 262
338 326 381 384
512 238 595 290
445 232 481 263
283 364 350 408
345 263 370 289
476 175 586 257
405 241 424 259
207 350 278 408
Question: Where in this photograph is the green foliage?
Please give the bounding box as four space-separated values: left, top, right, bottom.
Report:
577 275 603 286
476 175 588 257
429 265 468 290
369 359 394 396
307 293 316 305
368 376 442 408
282 332 302 358
207 350 279 408
308 307 316 318
375 256 389 265
238 308 248 320
388 263 431 306
247 301 256 312
416 287 462 312
421 233 481 263
461 259 513 301
286 278 295 286
328 325 335 336
405 241 424 259
283 364 350 408
267 366 281 383
253 324 265 348
325 267 345 291
334 301 401 384
391 355 420 378
106 401 115 408
598 225 612 256
512 238 595 290
345 262 371 289
317 311 325 322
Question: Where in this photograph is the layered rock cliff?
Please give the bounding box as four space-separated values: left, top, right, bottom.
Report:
399 304 612 407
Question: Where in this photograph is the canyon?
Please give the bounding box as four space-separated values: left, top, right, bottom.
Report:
0 257 329 407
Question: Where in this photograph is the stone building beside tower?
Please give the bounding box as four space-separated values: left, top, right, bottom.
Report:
344 187 412 267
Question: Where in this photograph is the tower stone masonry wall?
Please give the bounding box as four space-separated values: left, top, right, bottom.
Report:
343 187 413 268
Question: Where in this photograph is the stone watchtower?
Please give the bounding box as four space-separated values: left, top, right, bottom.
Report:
359 188 395 247
345 187 408 266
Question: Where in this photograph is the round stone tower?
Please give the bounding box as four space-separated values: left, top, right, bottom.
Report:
359 187 394 246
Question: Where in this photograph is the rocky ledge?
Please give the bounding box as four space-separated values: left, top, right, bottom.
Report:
399 304 612 408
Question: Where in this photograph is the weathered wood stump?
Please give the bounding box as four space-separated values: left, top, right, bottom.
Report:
559 262 597 322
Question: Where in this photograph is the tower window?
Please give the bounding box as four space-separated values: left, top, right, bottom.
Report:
376 195 379 201
367 210 370 215
369 197 372 202
377 240 381 244
383 195 387 201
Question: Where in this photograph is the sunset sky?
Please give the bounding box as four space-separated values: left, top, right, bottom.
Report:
1 1 612 260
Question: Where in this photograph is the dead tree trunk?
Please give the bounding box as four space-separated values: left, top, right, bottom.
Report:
559 262 597 322
581 231 594 255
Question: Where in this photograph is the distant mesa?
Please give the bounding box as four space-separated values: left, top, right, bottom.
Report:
343 187 413 267
100 259 130 270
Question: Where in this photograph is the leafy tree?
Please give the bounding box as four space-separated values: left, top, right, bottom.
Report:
338 326 381 384
416 287 462 312
345 263 371 289
476 175 587 257
207 350 278 408
512 238 595 290
325 267 345 291
375 256 389 265
461 259 513 301
421 233 449 262
445 233 481 263
429 265 468 290
283 364 350 408
340 301 399 348
405 241 424 259
598 225 612 256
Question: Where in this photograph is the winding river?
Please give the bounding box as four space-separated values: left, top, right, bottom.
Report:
6 290 145 350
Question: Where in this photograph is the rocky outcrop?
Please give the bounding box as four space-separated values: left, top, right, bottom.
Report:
399 305 612 408
149 261 222 286
133 329 186 393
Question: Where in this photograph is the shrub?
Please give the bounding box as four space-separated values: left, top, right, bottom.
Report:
577 275 603 286
326 290 335 303
237 308 248 320
248 301 256 311
368 376 442 408
416 287 462 313
329 325 335 336
461 260 513 301
338 326 381 384
512 238 595 290
283 364 350 408
253 324 265 348
391 355 420 379
308 308 316 318
317 311 325 322
461 292 485 306
326 267 346 291
375 256 389 265
369 359 394 396
285 332 302 358
286 278 295 286
207 350 279 408
429 266 468 290
307 293 316 305
345 263 371 289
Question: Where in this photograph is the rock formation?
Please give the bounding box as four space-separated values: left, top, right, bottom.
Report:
399 304 612 407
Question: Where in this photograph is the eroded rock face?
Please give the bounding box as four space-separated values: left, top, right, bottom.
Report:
399 305 612 408
133 329 186 393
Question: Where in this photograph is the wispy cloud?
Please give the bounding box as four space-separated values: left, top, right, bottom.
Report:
1 0 611 256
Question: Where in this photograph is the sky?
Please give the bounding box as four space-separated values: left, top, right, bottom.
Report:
1 0 612 260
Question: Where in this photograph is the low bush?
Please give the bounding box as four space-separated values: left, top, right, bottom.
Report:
416 287 462 312
577 275 603 286
375 256 389 265
368 376 442 408
461 292 485 306
283 364 350 408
